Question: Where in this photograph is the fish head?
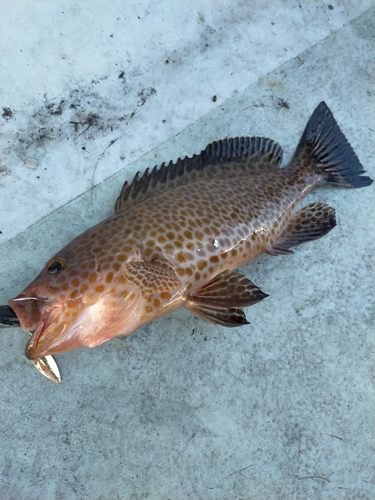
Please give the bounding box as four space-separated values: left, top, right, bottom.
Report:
9 248 142 359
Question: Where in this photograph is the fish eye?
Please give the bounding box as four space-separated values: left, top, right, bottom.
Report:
46 259 65 274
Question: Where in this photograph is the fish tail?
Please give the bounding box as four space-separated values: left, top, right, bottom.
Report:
294 102 373 188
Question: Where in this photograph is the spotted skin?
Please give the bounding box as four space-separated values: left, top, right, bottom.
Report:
9 102 373 360
124 262 182 293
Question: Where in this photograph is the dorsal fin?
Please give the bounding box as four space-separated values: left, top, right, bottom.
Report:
115 136 283 213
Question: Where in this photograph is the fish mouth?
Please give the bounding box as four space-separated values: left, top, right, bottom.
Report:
9 292 64 360
26 322 48 359
25 325 78 359
25 304 67 360
9 295 44 331
25 318 70 360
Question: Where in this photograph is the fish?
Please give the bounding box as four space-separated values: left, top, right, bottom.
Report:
9 102 373 361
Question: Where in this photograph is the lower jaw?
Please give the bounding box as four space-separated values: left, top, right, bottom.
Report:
25 325 45 359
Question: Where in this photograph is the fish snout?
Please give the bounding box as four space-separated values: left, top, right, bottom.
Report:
9 287 64 333
8 295 42 331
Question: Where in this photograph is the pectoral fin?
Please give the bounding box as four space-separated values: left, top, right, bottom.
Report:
267 202 336 255
185 270 267 326
123 262 182 294
189 270 268 309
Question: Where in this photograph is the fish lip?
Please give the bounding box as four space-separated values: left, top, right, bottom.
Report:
10 295 55 322
25 323 45 360
25 314 80 359
25 302 65 359
26 335 65 359
8 296 42 332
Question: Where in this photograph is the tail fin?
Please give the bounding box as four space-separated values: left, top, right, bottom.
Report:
294 102 373 188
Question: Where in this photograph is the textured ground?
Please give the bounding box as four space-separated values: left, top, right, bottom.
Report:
0 2 374 500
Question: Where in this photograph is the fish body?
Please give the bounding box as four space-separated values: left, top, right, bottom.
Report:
9 102 373 360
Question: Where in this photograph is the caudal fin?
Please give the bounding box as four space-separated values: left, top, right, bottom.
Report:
295 102 373 188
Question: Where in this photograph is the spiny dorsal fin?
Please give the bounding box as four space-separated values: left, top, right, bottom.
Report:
115 136 283 213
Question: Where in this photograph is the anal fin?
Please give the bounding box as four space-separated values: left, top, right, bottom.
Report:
267 202 336 255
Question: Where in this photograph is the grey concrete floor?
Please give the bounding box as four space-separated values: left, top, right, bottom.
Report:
1 6 375 500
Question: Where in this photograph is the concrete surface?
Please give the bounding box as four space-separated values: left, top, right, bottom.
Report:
1 0 373 243
0 2 374 500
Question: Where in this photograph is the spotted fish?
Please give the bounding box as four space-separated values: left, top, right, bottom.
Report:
9 102 373 360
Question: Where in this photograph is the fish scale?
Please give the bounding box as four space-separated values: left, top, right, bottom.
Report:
9 102 372 361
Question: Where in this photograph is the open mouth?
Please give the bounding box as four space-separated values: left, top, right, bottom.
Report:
26 318 48 359
26 304 66 359
9 293 64 360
